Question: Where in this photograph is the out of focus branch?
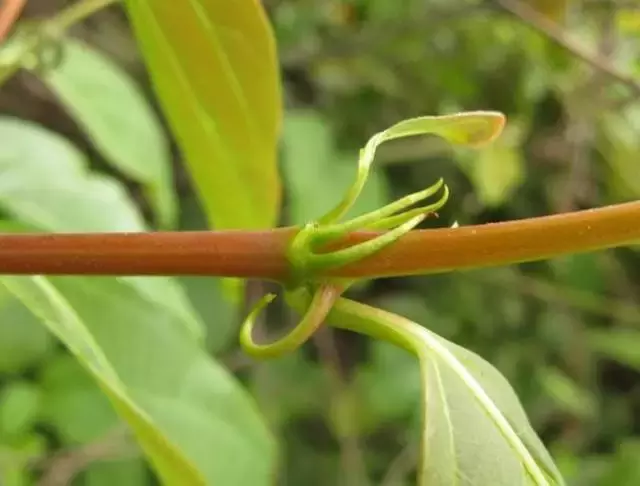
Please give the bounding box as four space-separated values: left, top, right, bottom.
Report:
36 425 138 486
0 0 26 41
312 328 371 486
495 0 640 97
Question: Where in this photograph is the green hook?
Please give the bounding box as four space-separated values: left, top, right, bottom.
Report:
239 284 344 359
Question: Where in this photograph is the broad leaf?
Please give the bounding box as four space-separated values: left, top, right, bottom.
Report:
414 327 564 485
0 116 144 232
0 117 203 338
318 296 564 486
0 286 54 373
39 354 121 445
0 276 276 485
122 0 283 230
39 38 177 228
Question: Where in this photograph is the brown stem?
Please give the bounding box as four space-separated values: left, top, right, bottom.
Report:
0 229 293 279
0 201 638 281
332 200 640 278
495 0 640 97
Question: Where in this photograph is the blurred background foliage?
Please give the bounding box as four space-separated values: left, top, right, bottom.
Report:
1 0 640 485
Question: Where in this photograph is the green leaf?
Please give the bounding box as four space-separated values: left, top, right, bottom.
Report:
378 112 506 148
177 195 239 353
296 293 564 486
321 111 505 224
598 112 640 199
0 117 204 339
0 287 54 374
179 276 237 353
249 351 327 428
354 341 421 431
0 276 276 485
84 457 148 486
39 354 120 444
282 110 389 225
0 116 144 232
122 0 283 230
0 381 42 439
413 327 564 485
617 9 640 34
538 367 597 421
0 432 46 486
597 440 640 486
39 38 177 228
588 329 640 372
463 123 525 207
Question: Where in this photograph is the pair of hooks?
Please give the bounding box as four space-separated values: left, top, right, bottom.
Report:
240 180 450 359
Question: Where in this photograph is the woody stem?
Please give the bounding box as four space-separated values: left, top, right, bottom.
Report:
0 200 637 281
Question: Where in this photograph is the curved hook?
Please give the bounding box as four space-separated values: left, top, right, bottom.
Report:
317 112 505 225
240 283 344 359
288 180 450 279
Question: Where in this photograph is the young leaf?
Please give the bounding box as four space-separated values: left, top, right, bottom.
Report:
0 276 276 485
309 296 565 486
0 117 204 339
321 111 505 224
464 124 525 208
413 330 564 485
39 38 177 228
281 110 389 224
122 0 283 230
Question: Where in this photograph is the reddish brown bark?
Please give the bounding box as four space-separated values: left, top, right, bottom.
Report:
0 201 638 281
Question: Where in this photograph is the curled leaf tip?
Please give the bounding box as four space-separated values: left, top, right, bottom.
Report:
239 110 506 361
456 110 506 147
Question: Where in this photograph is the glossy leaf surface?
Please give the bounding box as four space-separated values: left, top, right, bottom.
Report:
122 0 283 230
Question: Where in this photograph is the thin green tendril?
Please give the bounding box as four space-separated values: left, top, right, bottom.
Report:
239 284 343 359
242 180 450 358
238 111 505 361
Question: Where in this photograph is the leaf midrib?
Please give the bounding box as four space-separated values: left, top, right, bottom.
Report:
417 328 549 485
139 2 249 227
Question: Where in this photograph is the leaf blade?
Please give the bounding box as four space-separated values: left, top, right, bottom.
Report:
321 111 505 224
321 297 564 486
122 0 282 230
415 327 564 485
0 117 204 339
39 38 177 228
0 116 145 233
0 275 276 485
